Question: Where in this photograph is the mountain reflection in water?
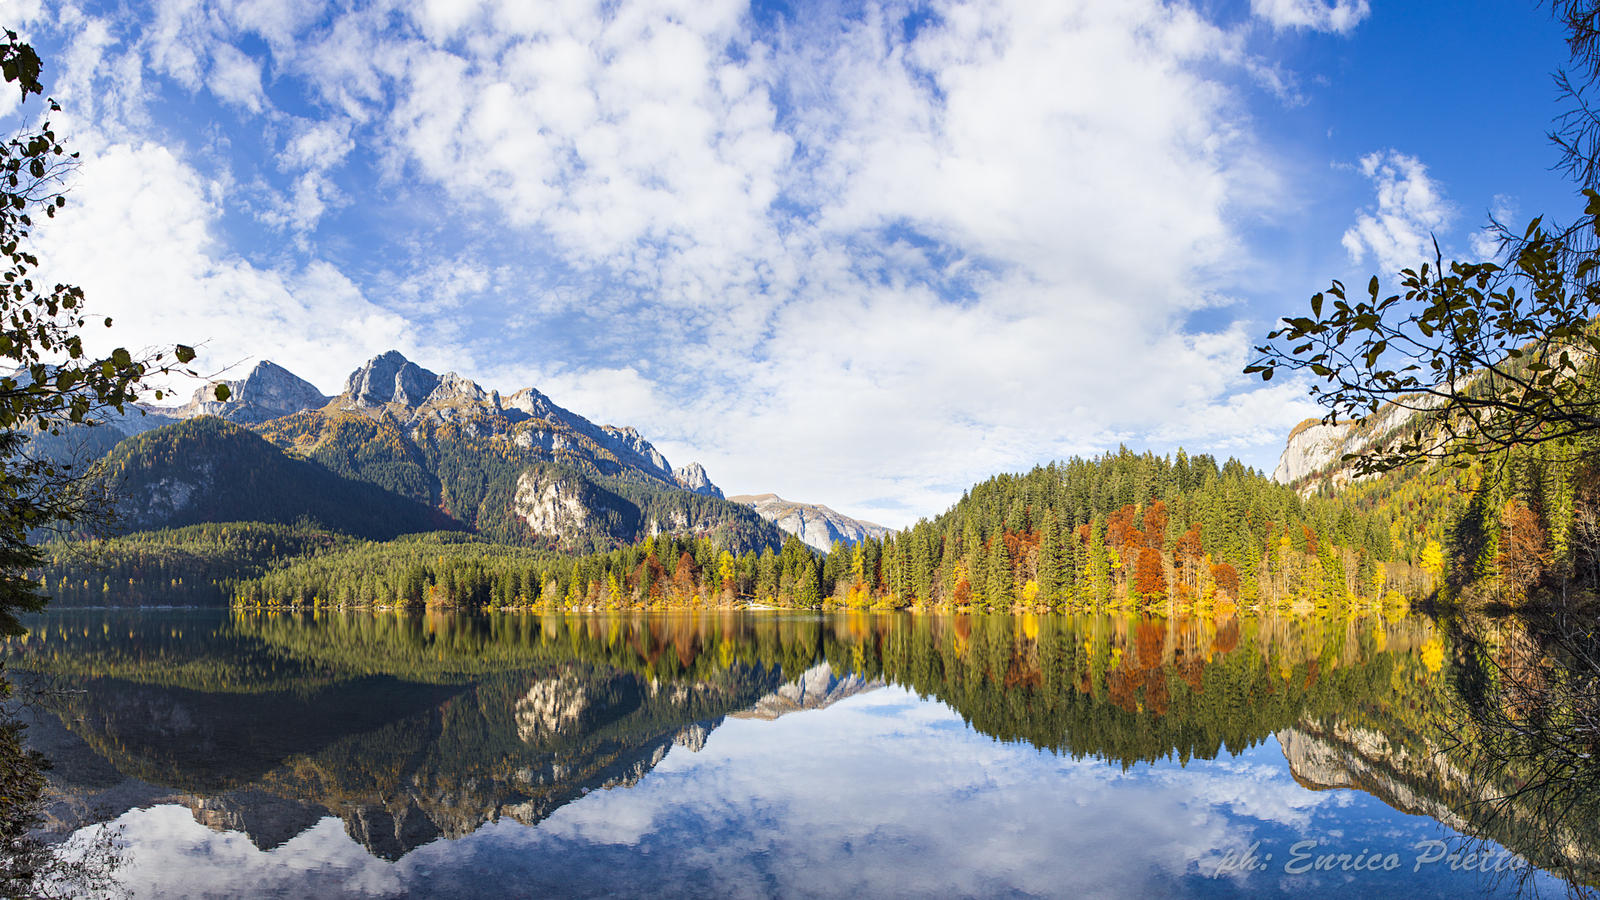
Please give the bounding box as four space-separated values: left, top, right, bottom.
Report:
2 607 1587 898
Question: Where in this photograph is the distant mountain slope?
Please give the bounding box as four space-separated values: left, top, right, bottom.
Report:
91 417 457 539
23 360 327 467
728 493 890 553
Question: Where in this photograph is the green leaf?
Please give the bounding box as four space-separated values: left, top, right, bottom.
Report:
174 344 195 364
213 383 231 402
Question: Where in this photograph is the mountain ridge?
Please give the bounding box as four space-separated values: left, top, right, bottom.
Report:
727 493 890 553
57 352 785 553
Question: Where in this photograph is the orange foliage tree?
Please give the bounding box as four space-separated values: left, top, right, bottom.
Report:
1142 500 1169 549
1210 562 1240 600
1498 499 1551 600
1133 547 1167 599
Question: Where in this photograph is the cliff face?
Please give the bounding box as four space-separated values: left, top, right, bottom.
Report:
1271 420 1353 486
1270 400 1425 490
728 493 891 553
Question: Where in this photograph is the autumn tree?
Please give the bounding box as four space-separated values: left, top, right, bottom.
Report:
1133 547 1167 600
671 550 700 601
1142 500 1168 550
1499 499 1552 600
1211 562 1240 600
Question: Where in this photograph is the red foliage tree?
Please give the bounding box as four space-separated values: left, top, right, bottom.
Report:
1106 504 1141 557
673 551 700 600
1498 499 1551 599
1210 562 1240 599
1142 500 1169 549
1134 546 1167 598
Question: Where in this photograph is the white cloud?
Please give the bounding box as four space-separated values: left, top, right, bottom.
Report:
1468 194 1517 261
31 140 421 398
295 0 1299 522
207 42 265 112
1340 150 1453 276
19 0 1344 523
1251 0 1371 34
281 117 355 171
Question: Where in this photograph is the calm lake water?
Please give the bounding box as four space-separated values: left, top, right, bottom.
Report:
3 606 1587 898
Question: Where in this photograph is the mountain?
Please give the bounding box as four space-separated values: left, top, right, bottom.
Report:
673 462 723 498
91 417 457 539
243 351 771 551
21 360 330 468
59 351 775 553
258 350 722 496
151 360 330 425
728 493 890 553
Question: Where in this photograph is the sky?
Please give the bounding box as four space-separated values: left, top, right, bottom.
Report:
0 0 1580 527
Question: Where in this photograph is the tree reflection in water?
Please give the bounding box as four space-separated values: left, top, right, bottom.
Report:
1440 608 1600 897
2 606 1599 896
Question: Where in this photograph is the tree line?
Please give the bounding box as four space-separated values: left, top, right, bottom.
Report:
229 448 1417 611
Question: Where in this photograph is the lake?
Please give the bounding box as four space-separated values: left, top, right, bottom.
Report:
3 606 1587 898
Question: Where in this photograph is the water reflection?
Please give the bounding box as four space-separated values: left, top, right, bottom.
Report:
2 608 1588 897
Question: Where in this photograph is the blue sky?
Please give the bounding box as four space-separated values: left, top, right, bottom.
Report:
0 0 1579 526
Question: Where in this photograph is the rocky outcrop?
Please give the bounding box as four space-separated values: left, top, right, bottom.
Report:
728 493 891 553
512 469 598 539
515 673 594 743
673 722 714 752
116 462 214 527
424 371 492 410
673 462 723 498
731 662 882 721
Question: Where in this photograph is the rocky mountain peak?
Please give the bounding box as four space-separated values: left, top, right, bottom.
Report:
343 351 441 410
602 425 673 478
425 371 490 407
673 462 723 499
152 359 328 425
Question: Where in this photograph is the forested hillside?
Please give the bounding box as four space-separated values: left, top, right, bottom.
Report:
1321 431 1600 607
91 417 459 540
37 522 350 606
234 449 1414 611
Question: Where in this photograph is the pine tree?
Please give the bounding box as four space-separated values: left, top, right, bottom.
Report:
985 534 1012 610
1037 508 1063 605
